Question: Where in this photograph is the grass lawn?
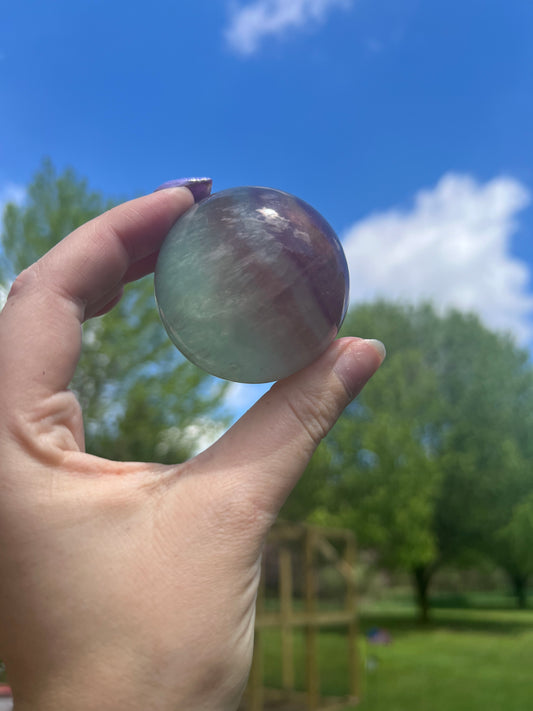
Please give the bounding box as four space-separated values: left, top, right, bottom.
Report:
260 596 533 710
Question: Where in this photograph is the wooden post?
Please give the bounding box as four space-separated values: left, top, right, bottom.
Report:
304 528 320 709
279 545 295 692
345 534 359 701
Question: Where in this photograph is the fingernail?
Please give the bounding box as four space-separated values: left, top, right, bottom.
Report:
364 339 386 363
153 177 213 202
333 338 386 398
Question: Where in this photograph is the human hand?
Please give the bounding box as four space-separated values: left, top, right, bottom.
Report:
0 183 384 711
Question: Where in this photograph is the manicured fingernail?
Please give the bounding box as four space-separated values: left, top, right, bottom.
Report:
364 339 386 363
154 177 213 202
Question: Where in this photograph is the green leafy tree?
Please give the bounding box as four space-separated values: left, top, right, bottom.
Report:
278 441 333 523
496 492 533 608
282 301 533 620
1 160 228 461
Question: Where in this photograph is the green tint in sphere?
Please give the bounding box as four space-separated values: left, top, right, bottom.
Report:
154 186 349 383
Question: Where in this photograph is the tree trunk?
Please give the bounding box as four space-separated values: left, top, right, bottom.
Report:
412 565 432 624
510 572 528 609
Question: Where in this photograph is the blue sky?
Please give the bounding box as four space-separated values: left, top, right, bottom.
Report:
1 0 533 411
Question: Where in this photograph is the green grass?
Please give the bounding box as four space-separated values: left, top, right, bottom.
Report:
260 597 533 710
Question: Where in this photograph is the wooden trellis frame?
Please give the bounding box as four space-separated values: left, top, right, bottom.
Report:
242 523 360 711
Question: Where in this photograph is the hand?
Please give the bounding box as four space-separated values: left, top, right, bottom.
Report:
0 186 384 710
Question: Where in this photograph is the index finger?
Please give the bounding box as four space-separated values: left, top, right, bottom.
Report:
0 187 196 412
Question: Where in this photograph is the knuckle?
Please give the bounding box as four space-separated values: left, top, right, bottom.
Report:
283 385 336 448
6 392 83 465
7 265 40 300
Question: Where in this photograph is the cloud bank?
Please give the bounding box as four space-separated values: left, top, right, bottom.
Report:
225 0 352 55
343 173 532 342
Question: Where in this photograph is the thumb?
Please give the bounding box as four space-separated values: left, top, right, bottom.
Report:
199 337 385 522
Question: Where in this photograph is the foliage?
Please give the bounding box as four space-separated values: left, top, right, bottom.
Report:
281 300 533 615
496 493 533 607
279 442 333 523
0 160 229 461
499 494 533 577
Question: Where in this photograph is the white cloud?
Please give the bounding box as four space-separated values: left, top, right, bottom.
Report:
343 173 532 342
225 0 352 55
224 381 271 420
0 283 7 311
156 418 227 457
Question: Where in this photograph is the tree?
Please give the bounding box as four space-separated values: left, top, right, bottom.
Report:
497 493 533 608
282 301 533 620
1 160 228 461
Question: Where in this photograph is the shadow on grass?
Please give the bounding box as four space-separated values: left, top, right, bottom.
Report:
264 592 533 636
429 592 527 610
358 608 533 637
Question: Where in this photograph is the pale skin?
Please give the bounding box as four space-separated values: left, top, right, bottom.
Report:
0 186 384 710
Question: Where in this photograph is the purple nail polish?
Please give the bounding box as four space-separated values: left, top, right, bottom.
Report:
154 177 213 202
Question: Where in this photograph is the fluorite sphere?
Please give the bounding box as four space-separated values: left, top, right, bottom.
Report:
154 186 349 383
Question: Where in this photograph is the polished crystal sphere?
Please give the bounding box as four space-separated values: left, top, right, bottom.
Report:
154 186 349 383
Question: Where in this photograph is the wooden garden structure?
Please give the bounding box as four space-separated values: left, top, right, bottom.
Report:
242 523 360 711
